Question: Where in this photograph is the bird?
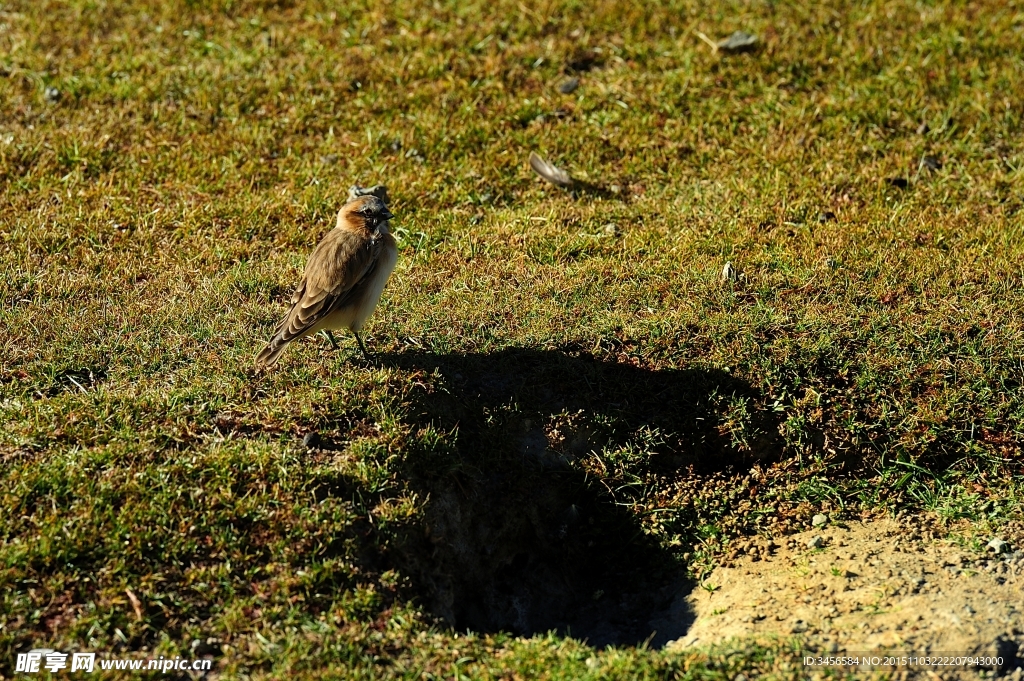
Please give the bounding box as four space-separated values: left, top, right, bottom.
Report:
255 193 397 367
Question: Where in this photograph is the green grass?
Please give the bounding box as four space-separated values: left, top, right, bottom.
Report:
2 0 1023 677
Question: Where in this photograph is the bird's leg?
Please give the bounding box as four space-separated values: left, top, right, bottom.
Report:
353 331 373 362
321 330 341 351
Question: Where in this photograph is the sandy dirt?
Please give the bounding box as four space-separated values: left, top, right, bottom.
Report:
663 516 1024 678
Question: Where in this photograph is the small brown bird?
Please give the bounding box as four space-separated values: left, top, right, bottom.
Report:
255 194 397 367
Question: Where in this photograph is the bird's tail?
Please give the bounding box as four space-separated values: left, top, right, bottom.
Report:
254 335 289 368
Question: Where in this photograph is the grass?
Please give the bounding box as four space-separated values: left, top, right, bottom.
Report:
2 0 1023 677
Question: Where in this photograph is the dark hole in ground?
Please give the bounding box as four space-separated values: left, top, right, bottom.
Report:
368 348 783 648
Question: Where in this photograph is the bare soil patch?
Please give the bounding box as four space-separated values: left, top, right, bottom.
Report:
665 516 1024 678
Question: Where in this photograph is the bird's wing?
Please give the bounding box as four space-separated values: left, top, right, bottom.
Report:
270 228 380 344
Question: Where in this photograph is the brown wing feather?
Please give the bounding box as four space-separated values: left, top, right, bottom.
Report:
255 228 380 366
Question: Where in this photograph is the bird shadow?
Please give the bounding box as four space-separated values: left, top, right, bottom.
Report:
343 347 785 648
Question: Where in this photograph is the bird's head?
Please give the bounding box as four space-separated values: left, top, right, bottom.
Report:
339 195 395 234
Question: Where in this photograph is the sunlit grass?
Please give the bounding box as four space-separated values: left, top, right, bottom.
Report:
2 0 1022 677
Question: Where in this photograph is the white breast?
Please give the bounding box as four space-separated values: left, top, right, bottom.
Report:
349 240 398 331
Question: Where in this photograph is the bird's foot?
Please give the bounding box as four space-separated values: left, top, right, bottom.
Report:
352 332 378 366
321 330 341 351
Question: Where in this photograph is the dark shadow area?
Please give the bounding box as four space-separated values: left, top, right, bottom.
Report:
569 180 623 201
361 348 783 648
40 365 109 398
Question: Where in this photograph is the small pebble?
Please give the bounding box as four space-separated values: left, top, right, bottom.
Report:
987 537 1008 554
812 514 828 528
807 535 825 549
558 77 580 94
348 184 390 204
717 31 758 54
302 432 321 449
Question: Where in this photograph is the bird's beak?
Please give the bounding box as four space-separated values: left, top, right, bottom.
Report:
382 208 395 221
